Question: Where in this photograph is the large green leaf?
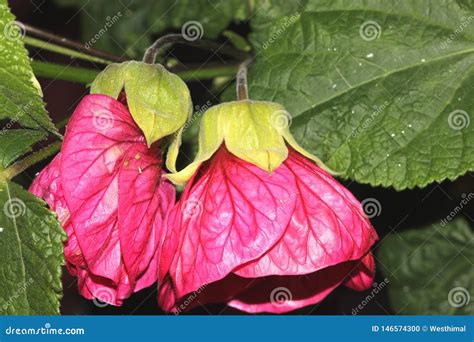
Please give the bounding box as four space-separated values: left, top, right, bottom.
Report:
0 181 65 314
247 0 474 190
378 218 474 314
0 130 47 169
0 1 57 134
0 1 64 315
55 0 249 57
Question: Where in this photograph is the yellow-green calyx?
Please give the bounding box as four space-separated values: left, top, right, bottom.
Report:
90 61 192 146
167 100 333 185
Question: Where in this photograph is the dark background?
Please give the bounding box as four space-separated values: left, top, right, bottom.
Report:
9 0 474 315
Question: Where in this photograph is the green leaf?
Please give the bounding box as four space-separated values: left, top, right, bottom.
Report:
0 1 58 134
0 181 65 314
55 0 250 57
0 130 47 169
222 31 252 52
247 0 474 190
378 217 474 314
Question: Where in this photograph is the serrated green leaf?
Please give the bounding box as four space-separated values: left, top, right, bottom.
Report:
247 0 474 190
378 218 474 315
0 130 47 169
0 181 65 315
55 0 250 57
0 1 57 134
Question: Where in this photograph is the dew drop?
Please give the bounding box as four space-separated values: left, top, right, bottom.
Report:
390 133 395 137
397 163 402 167
366 53 374 58
401 130 405 134
358 62 362 66
421 58 426 62
332 84 337 89
386 153 390 157
408 124 412 128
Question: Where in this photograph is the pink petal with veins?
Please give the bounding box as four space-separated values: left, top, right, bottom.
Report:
235 149 377 278
31 94 175 306
344 253 376 291
161 146 377 313
164 146 297 298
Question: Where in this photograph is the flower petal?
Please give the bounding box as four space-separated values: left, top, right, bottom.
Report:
229 261 354 314
29 154 69 225
29 154 85 269
344 253 375 291
165 147 298 298
236 148 378 278
60 94 162 284
118 144 175 285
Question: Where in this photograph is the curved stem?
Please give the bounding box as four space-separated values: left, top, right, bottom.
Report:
236 59 251 100
1 142 61 180
143 34 184 64
143 33 249 64
22 22 126 63
24 36 114 65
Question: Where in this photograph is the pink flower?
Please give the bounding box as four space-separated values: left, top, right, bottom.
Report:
159 101 378 313
30 94 175 306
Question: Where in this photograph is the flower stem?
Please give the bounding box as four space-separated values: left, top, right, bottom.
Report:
22 22 126 63
24 36 114 65
236 59 251 100
143 33 249 64
31 60 100 84
32 60 240 84
0 141 61 181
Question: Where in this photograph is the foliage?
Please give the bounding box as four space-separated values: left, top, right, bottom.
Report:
0 0 472 315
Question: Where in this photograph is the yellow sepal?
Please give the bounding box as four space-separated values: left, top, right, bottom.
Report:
167 100 337 185
91 61 192 146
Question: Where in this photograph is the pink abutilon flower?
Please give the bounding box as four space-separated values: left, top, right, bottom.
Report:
30 94 175 305
159 100 378 313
